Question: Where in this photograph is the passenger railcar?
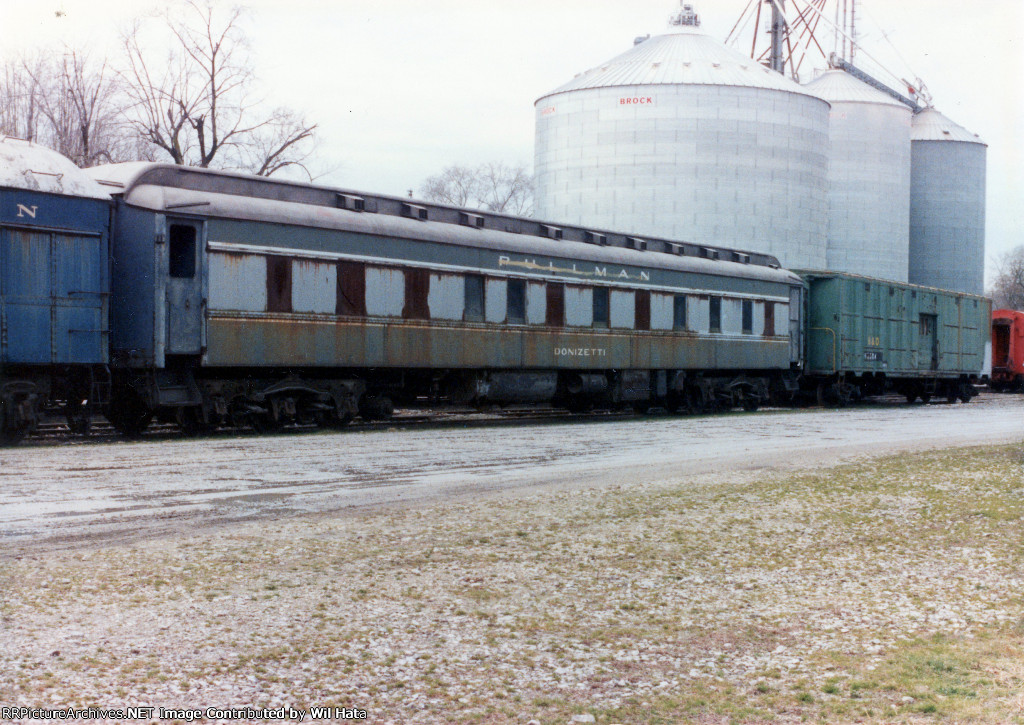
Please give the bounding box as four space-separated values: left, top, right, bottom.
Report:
799 271 989 404
0 137 110 442
991 309 1024 391
86 163 805 434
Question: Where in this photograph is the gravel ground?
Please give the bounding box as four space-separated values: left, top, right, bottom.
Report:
2 394 1023 556
2 420 1024 723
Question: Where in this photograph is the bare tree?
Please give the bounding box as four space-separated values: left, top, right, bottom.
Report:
119 0 317 177
29 50 127 166
420 164 484 207
420 162 534 215
0 55 47 142
989 246 1024 310
237 108 318 179
1 51 130 167
476 162 533 216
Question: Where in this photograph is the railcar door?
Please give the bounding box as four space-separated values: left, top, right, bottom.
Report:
165 219 205 356
1 226 52 363
788 286 803 367
52 231 107 364
918 314 938 371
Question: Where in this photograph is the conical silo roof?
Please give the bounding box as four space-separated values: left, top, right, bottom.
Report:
804 68 907 108
803 69 912 282
911 107 985 144
538 30 821 101
533 25 830 269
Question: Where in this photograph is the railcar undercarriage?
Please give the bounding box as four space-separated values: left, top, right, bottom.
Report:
100 366 782 437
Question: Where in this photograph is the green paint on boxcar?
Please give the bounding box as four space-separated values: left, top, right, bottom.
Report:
799 271 990 378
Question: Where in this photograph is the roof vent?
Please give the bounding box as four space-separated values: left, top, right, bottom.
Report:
540 224 563 240
459 211 485 228
337 193 365 212
402 202 428 220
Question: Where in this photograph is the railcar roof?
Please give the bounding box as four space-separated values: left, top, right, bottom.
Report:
795 269 990 301
1 136 110 199
85 162 798 286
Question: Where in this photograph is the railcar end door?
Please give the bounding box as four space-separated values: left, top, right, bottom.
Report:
165 219 205 356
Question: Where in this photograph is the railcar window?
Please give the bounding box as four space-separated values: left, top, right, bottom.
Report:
709 296 721 333
464 274 484 321
337 261 366 316
742 299 753 334
673 294 687 330
546 283 565 326
635 290 651 331
764 302 775 336
168 225 196 279
403 268 430 319
593 288 609 328
507 279 526 324
266 256 292 313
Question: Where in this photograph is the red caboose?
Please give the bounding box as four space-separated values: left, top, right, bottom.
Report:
991 309 1024 391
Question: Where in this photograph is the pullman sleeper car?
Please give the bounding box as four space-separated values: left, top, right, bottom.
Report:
85 162 806 435
0 137 110 443
991 309 1024 391
800 271 990 405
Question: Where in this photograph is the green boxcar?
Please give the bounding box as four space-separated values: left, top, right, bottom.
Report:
798 271 990 402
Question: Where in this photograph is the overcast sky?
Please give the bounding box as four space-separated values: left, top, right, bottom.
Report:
1 0 1021 282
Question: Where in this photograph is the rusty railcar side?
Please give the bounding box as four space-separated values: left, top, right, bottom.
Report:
87 162 805 432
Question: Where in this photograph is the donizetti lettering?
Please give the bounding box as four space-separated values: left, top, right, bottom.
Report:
555 348 607 357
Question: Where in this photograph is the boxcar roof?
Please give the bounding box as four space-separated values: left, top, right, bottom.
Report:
795 269 990 301
1 136 110 199
85 162 799 286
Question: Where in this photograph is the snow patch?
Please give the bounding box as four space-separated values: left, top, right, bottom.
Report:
0 136 110 199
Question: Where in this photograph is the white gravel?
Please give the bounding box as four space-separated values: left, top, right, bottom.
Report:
1 395 1022 555
1 396 1023 723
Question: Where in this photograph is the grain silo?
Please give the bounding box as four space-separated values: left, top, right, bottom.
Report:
803 69 912 281
908 108 986 295
533 8 831 269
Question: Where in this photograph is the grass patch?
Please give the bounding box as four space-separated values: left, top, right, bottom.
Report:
3 443 1024 723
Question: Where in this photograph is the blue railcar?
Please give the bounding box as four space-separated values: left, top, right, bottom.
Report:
86 162 804 434
0 137 111 441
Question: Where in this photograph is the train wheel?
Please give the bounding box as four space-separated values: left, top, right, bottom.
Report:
685 386 706 414
65 398 92 435
249 412 282 434
176 407 210 436
326 412 353 429
106 389 153 438
0 401 28 445
741 395 759 412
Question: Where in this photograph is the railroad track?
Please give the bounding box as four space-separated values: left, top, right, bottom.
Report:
16 405 642 447
12 390 995 448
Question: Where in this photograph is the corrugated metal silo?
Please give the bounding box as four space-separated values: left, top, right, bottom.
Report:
908 108 986 295
533 24 831 268
803 69 912 281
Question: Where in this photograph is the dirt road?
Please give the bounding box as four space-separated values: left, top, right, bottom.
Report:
2 396 1021 556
